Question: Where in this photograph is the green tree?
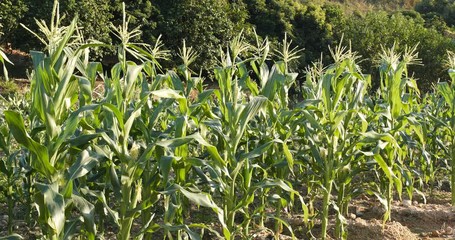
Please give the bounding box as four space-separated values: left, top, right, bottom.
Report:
416 0 455 27
62 0 112 42
0 0 28 45
293 3 345 64
243 0 303 39
152 0 238 71
343 11 455 91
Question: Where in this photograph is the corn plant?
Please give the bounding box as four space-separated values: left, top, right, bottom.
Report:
296 43 369 239
361 45 422 223
0 47 12 81
436 51 455 205
0 22 12 81
247 34 308 237
5 2 103 238
188 32 307 239
0 99 18 234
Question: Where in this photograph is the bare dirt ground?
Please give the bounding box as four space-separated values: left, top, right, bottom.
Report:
345 192 455 240
0 191 453 239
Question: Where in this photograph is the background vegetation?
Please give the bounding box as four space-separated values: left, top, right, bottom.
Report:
1 0 455 89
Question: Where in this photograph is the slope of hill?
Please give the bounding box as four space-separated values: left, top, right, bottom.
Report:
326 0 419 13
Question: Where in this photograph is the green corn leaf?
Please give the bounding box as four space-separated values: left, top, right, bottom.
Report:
50 18 78 67
83 189 120 226
197 89 214 103
66 150 98 181
151 88 184 99
301 110 323 131
0 49 12 81
78 76 92 106
373 154 394 181
159 156 175 184
322 73 333 112
51 104 99 155
282 142 295 175
168 71 185 91
124 64 144 101
332 74 349 110
103 103 125 131
62 220 78 240
72 194 96 240
35 183 65 236
235 96 267 148
156 136 193 149
30 50 45 70
238 140 277 161
4 111 55 178
164 225 202 240
0 234 23 240
109 163 122 201
362 131 399 149
151 88 188 114
123 107 142 145
65 133 100 149
191 133 225 168
53 48 80 113
178 186 218 209
393 169 403 200
438 82 455 111
85 62 103 86
0 48 12 65
265 214 296 240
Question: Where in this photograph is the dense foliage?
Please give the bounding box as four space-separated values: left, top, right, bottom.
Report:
2 0 455 90
343 11 455 91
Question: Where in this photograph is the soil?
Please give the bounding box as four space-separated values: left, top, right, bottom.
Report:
0 191 453 239
342 192 455 240
2 48 32 79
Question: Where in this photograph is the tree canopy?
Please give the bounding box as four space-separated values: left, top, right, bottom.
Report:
1 0 455 91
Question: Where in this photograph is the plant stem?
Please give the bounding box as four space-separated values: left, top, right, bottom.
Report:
7 185 13 234
119 179 133 240
387 180 393 222
335 183 346 239
321 179 333 240
451 135 455 205
119 218 133 240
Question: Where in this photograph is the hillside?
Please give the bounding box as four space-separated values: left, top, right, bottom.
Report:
326 0 419 13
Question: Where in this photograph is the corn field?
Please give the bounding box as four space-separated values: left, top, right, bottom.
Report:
0 2 454 240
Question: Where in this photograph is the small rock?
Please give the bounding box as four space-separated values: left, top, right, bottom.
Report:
402 200 412 207
430 230 441 237
355 210 364 217
440 180 451 192
355 218 366 224
349 213 356 220
412 200 418 205
444 226 453 235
